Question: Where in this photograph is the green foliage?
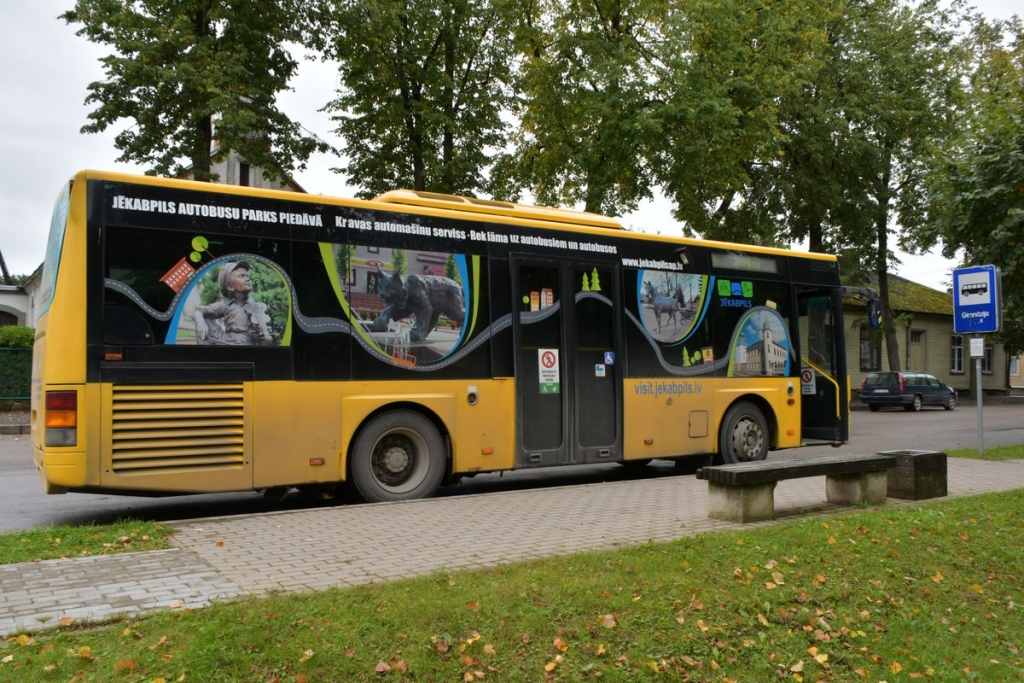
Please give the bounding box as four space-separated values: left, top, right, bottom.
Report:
0 325 34 349
925 16 1024 353
0 521 170 565
493 0 666 215
3 491 1023 680
947 444 1024 461
62 0 330 181
391 249 407 276
0 327 33 399
657 0 832 242
315 0 514 196
335 243 354 283
444 254 461 283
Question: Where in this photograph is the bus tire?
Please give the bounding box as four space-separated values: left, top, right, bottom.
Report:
350 410 447 503
718 401 769 464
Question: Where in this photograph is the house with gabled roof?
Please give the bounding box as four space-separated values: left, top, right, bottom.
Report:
844 273 1012 397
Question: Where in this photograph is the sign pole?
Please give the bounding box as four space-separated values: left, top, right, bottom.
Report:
975 355 984 457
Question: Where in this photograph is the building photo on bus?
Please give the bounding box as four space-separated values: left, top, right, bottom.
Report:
30 170 850 504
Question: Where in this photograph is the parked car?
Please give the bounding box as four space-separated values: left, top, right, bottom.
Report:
859 371 957 412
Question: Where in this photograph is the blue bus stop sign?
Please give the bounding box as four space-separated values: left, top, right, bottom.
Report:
952 265 1001 334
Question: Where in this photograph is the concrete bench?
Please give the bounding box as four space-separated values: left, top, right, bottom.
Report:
696 453 897 522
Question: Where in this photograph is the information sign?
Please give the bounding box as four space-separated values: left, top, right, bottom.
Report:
952 266 1001 334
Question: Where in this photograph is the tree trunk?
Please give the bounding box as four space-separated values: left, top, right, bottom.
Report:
875 160 901 372
187 9 213 182
0 248 11 286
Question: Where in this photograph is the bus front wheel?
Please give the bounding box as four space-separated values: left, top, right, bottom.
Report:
718 401 769 464
350 411 447 503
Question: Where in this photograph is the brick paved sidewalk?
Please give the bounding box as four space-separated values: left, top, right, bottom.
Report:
2 457 1023 637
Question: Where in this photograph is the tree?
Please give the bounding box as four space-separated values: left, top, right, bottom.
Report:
492 0 667 216
653 0 830 243
729 0 966 371
63 0 328 181
313 0 514 197
925 16 1024 355
830 0 966 372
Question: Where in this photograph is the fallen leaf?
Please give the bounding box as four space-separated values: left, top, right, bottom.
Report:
114 659 138 671
554 637 569 652
790 660 805 672
1 655 13 664
600 614 617 628
299 649 315 663
891 661 904 673
596 644 606 655
375 660 391 673
392 659 408 673
59 617 76 627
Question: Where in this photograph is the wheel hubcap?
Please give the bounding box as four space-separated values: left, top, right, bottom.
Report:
370 429 429 490
733 418 764 460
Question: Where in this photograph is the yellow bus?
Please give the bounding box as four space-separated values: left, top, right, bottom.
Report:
31 170 849 502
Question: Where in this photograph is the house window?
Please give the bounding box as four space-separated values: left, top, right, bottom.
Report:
983 341 994 374
859 328 880 372
1011 356 1019 376
239 162 250 187
950 335 964 374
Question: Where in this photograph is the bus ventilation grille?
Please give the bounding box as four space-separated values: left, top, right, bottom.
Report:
111 384 246 473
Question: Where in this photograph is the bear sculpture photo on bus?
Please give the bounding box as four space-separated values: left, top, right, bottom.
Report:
368 265 466 342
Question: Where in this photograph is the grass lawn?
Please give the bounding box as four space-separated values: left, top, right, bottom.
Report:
0 521 170 565
2 490 1022 682
946 444 1024 461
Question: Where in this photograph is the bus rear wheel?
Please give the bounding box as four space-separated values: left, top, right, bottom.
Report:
718 401 769 464
350 410 447 503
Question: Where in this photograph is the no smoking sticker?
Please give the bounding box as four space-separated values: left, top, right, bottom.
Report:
801 368 816 395
538 349 560 394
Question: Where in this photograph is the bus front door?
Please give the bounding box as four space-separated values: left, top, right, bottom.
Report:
513 259 623 468
796 288 850 444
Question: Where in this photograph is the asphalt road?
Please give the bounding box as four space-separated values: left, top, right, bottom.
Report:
1 401 1021 534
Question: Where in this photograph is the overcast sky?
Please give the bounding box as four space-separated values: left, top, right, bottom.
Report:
1 2 1018 288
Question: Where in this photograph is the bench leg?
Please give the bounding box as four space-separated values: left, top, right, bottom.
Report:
825 471 887 505
708 482 776 522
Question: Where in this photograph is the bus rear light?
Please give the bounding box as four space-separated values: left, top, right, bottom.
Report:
45 390 78 447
